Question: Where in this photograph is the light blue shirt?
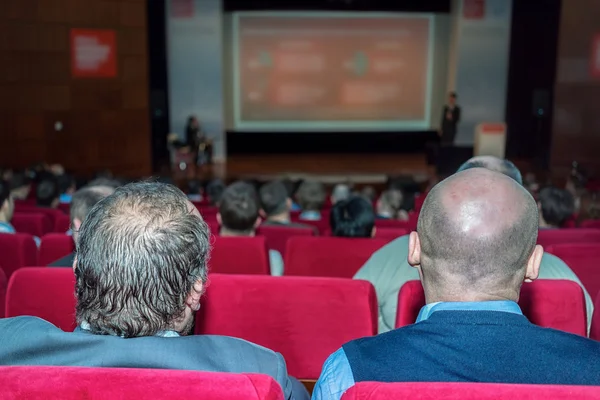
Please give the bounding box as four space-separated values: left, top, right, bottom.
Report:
311 301 523 400
0 222 16 234
299 211 321 221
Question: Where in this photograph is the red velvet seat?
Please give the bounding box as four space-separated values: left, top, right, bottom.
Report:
375 219 413 230
0 233 38 278
546 243 600 301
14 206 66 233
291 210 331 235
537 228 600 248
58 202 71 215
54 213 71 233
257 225 315 256
581 220 600 229
395 279 587 336
198 206 219 219
39 234 75 265
11 212 51 236
591 292 600 341
285 237 388 278
341 382 600 400
196 274 377 379
209 236 269 274
0 366 284 400
206 220 220 236
374 227 408 242
6 267 76 331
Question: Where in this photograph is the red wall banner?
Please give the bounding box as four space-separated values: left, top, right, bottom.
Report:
70 29 117 78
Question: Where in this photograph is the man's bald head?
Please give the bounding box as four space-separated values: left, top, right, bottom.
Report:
411 168 542 302
457 156 522 185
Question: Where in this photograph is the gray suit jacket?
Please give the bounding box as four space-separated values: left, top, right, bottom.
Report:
0 317 303 399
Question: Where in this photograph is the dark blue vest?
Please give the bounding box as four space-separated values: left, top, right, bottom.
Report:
343 311 600 385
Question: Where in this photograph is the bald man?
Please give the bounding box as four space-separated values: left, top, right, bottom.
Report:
313 169 600 399
354 156 592 334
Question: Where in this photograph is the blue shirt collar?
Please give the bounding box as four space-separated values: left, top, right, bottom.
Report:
416 301 523 323
0 221 16 234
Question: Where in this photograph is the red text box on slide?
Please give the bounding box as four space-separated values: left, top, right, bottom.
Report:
463 0 486 20
70 29 117 78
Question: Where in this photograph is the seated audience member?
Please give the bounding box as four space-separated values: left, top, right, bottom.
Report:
259 180 314 230
219 181 284 276
297 180 326 221
0 180 15 234
283 179 302 211
9 171 31 200
354 156 593 334
360 186 377 203
330 196 375 238
0 182 307 400
376 189 408 220
206 179 225 206
538 186 575 229
36 176 60 209
187 179 203 202
57 173 76 204
49 185 115 266
330 184 350 205
577 191 600 226
314 168 600 399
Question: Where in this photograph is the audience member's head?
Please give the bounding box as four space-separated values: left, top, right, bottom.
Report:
409 168 542 304
70 186 115 241
457 156 523 185
218 181 261 236
577 192 600 225
330 196 375 238
206 179 225 206
36 177 60 208
538 186 575 228
86 177 122 189
259 180 291 221
448 91 457 105
75 182 209 338
296 180 326 212
0 180 14 223
188 179 203 196
331 184 351 205
9 171 31 200
360 186 377 203
57 173 76 196
377 189 403 219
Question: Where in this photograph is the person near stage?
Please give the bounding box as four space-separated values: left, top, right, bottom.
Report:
439 92 461 145
185 116 213 165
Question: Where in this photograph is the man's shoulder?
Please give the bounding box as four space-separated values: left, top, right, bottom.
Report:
353 235 410 277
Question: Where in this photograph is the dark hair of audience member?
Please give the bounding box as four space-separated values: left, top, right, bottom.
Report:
538 186 575 228
577 192 600 225
9 171 30 191
206 179 226 206
330 195 375 238
75 182 210 338
0 180 10 210
188 179 203 195
259 180 288 217
57 173 76 195
296 180 326 212
36 176 60 207
219 181 260 233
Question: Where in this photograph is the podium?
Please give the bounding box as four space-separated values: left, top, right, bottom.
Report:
474 123 507 158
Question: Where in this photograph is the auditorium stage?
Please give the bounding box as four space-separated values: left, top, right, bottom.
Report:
172 153 434 187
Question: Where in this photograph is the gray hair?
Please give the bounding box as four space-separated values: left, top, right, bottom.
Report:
75 181 210 338
457 157 523 185
70 186 114 225
331 184 351 204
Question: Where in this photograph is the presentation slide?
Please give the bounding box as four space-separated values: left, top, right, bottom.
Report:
233 12 434 131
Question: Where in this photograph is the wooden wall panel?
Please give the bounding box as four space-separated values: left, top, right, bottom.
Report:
0 0 151 177
552 0 600 176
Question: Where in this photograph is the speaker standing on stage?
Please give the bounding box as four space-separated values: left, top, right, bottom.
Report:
439 92 461 145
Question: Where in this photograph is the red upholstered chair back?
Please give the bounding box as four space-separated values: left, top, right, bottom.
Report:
396 279 587 336
546 243 600 301
13 206 65 232
374 227 408 242
57 202 71 215
209 236 269 274
341 382 600 400
581 220 600 229
0 367 284 400
591 292 600 341
6 267 76 331
257 225 315 256
54 213 71 233
291 210 331 235
198 206 219 219
39 234 75 265
285 237 388 278
196 274 377 379
375 219 413 230
0 233 38 278
11 212 51 236
537 228 600 248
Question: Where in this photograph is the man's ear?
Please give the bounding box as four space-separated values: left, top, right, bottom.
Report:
286 198 292 211
407 231 422 268
185 279 204 312
216 213 222 226
371 227 376 238
525 244 543 282
258 209 266 219
72 255 77 272
254 216 262 229
72 218 82 232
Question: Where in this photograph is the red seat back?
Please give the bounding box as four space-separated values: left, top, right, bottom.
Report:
375 219 413 230
54 214 71 233
285 237 388 278
39 234 75 265
581 220 600 229
0 233 38 278
57 203 71 215
592 292 600 341
6 267 76 332
196 274 377 379
257 225 315 256
537 229 600 248
198 206 219 219
11 212 51 236
396 280 587 336
0 366 284 400
546 243 600 301
209 236 269 274
341 382 600 400
375 227 408 242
